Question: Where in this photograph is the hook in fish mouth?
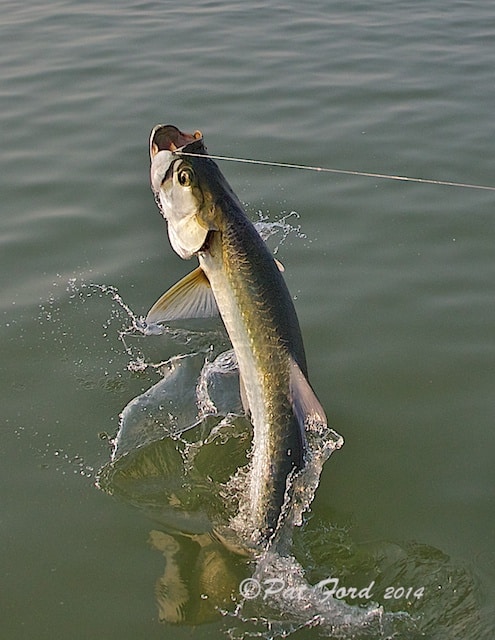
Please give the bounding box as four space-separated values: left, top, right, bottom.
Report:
150 125 202 157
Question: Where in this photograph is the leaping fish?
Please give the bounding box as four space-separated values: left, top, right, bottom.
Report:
146 125 328 544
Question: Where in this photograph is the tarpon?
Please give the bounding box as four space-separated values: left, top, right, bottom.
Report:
146 125 327 544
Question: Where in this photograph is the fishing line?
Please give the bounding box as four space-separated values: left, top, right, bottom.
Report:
179 151 495 193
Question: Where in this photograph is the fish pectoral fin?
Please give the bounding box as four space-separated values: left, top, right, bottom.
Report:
146 266 219 324
289 356 327 437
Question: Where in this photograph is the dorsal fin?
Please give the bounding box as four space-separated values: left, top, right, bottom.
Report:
289 356 327 439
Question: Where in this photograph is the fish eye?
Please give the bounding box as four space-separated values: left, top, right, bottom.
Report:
177 166 194 187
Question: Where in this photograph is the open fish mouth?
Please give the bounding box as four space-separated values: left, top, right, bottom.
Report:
150 124 203 157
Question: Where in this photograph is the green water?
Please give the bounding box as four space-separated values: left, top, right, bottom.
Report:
2 1 494 638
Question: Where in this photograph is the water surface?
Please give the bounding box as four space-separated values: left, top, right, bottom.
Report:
2 1 494 638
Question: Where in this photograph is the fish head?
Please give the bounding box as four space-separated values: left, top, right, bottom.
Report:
150 125 218 259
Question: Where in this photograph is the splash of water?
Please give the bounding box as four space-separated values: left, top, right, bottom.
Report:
38 217 487 639
254 210 307 254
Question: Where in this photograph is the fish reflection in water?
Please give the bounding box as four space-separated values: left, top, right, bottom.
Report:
150 530 246 624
